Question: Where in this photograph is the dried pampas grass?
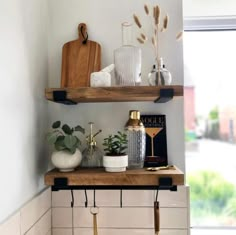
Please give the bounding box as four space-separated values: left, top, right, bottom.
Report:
133 14 142 28
133 4 181 64
176 31 183 41
137 38 144 44
163 14 169 30
144 4 149 15
154 5 160 25
141 33 147 40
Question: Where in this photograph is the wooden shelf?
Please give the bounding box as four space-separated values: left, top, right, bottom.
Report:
45 85 183 104
44 166 184 190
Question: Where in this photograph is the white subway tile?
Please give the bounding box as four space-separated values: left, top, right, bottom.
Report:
25 210 51 235
52 191 71 207
21 188 51 234
0 212 20 235
73 228 188 235
46 229 52 235
52 228 72 235
52 208 72 228
52 191 93 207
91 190 120 207
53 190 121 207
123 190 155 207
159 186 189 208
73 207 188 229
52 186 189 208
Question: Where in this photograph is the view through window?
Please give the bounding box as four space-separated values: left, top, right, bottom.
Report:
184 30 236 228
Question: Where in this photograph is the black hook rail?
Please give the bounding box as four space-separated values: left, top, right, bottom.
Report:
52 177 177 191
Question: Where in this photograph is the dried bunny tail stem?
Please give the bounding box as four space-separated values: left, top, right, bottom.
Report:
154 5 161 25
137 37 145 44
154 28 157 35
152 36 158 63
151 36 156 47
153 6 156 19
144 4 149 15
163 14 169 30
133 14 142 28
141 33 147 40
176 31 183 41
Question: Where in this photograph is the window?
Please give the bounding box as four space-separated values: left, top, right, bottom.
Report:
184 17 236 232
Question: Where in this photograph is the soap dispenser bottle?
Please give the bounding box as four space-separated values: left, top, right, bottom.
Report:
81 122 103 167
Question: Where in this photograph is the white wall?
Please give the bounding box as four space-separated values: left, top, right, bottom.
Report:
183 0 236 17
0 0 49 223
47 0 185 170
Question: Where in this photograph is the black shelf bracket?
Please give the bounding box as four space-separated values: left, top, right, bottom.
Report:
51 177 177 192
52 90 77 105
154 88 174 103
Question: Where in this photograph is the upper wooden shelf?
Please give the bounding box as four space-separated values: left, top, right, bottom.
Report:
44 166 184 190
45 85 183 104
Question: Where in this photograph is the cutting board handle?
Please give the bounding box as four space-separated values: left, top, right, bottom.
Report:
78 23 88 44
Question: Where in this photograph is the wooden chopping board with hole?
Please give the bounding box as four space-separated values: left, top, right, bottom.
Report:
61 23 101 88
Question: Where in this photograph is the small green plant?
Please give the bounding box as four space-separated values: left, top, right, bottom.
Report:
46 121 85 154
103 131 128 156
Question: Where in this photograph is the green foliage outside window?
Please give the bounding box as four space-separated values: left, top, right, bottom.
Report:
187 170 236 225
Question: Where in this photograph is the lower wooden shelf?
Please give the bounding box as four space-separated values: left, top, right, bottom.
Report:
44 166 184 191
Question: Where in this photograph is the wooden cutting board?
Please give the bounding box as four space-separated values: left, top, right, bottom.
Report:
61 23 101 88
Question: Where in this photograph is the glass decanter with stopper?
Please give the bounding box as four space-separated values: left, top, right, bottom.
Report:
114 22 142 86
125 110 146 168
148 57 172 86
81 122 103 167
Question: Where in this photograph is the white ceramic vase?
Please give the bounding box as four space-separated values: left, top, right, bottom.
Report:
51 149 82 172
103 155 128 172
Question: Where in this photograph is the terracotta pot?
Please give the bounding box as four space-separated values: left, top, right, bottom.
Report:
51 149 82 172
103 155 128 172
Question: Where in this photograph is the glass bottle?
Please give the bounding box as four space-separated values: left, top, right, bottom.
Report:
148 58 172 86
81 122 103 167
114 22 142 86
125 110 146 168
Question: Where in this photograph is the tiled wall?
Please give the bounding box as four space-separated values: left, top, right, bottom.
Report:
52 186 190 235
0 188 51 235
0 186 189 235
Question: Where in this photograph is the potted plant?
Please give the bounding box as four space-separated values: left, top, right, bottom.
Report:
102 131 128 172
47 121 85 172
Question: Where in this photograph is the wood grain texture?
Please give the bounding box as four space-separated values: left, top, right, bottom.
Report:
61 23 101 88
44 167 184 186
45 85 183 103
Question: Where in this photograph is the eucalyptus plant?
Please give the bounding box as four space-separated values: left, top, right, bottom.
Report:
103 131 128 156
46 121 85 154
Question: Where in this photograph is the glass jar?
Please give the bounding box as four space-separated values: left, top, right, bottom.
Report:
125 110 146 168
114 22 142 86
148 58 172 86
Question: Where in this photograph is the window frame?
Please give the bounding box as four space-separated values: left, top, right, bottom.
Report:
184 16 236 31
183 16 236 231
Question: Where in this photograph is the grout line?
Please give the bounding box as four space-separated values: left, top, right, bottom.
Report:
52 226 188 230
51 205 187 209
0 187 50 226
50 189 53 235
46 227 52 235
20 210 22 235
23 208 51 235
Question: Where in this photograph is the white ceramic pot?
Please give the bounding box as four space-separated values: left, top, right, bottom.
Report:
103 155 128 172
51 149 82 172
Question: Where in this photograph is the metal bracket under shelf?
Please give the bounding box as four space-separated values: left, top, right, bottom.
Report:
51 177 177 192
154 88 174 103
51 87 175 104
52 90 77 105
